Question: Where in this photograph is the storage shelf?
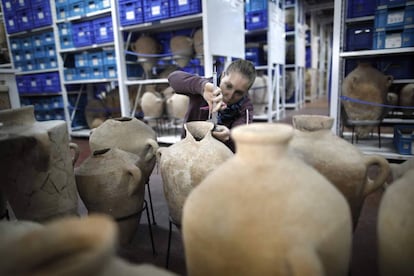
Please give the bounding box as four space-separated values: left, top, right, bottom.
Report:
64 78 117 84
8 25 53 37
120 13 202 33
15 68 58 75
340 47 414 58
59 42 115 53
55 8 112 23
125 78 169 86
345 16 375 23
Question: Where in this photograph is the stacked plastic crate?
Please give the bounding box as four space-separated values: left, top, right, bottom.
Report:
373 0 414 49
244 0 267 66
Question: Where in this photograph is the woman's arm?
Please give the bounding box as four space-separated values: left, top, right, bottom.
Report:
168 71 209 96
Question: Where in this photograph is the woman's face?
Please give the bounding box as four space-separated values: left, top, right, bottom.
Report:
219 72 250 105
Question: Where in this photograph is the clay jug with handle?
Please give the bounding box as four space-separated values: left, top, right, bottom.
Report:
182 123 352 276
75 148 144 245
290 115 390 228
157 121 233 225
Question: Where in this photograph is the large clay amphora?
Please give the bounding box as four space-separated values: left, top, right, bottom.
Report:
75 148 144 245
131 35 160 74
378 169 414 276
399 83 414 116
157 121 233 225
0 215 177 276
182 123 352 276
140 91 165 118
89 117 159 183
0 106 79 222
342 63 393 137
290 115 390 228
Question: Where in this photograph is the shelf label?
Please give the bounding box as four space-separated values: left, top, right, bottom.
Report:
152 6 161 15
387 11 404 25
103 0 110 8
100 27 107 37
126 11 135 20
385 33 402 48
37 11 45 20
178 0 188 5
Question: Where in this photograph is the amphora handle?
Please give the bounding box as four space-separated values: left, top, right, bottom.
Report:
363 155 390 197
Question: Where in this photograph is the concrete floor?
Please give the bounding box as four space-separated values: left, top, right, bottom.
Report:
71 96 384 276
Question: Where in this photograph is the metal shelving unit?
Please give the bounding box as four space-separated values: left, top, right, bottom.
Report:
285 0 306 110
329 0 414 160
246 0 286 122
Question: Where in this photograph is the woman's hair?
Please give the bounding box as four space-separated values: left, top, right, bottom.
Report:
225 59 257 89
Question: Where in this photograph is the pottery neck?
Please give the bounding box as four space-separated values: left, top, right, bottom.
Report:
232 123 293 161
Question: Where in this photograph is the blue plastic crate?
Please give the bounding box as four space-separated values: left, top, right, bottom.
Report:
42 72 61 92
143 0 169 22
12 50 24 63
1 0 14 13
346 24 374 50
9 38 21 51
55 2 69 20
4 14 20 34
89 51 104 66
34 46 46 59
245 45 265 66
347 0 376 18
378 55 414 78
373 26 414 48
20 37 32 49
93 16 113 44
246 9 268 30
64 68 77 81
77 67 92 80
44 45 56 58
31 34 43 47
58 22 72 37
375 5 414 30
75 52 89 67
24 60 37 71
90 66 105 79
245 0 267 13
103 64 117 78
27 74 43 93
377 0 407 8
60 35 74 49
32 2 52 28
169 0 201 18
72 21 95 47
15 75 29 94
102 48 116 65
394 124 414 155
42 31 55 46
245 10 268 30
85 0 101 13
14 62 24 72
126 63 143 77
16 8 32 31
37 57 54 70
118 0 144 26
23 49 33 61
15 0 30 10
69 1 86 17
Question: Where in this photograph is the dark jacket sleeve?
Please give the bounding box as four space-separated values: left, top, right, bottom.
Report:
168 71 210 96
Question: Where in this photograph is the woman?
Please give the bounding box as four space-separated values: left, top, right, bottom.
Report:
168 59 256 152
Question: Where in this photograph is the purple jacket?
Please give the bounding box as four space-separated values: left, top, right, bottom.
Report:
168 70 253 152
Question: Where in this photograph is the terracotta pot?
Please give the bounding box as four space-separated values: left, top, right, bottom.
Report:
399 83 414 116
89 117 159 183
182 123 352 276
140 91 165 118
75 148 144 245
290 115 390 227
170 35 193 68
342 63 393 137
0 106 79 222
193 28 203 57
157 121 233 225
131 35 160 74
166 92 189 119
378 169 414 276
0 215 176 276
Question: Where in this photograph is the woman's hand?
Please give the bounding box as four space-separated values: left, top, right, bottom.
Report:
203 83 227 113
212 125 230 142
